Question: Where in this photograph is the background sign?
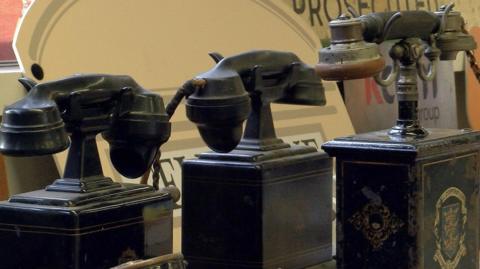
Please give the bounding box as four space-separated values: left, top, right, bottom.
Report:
282 0 446 42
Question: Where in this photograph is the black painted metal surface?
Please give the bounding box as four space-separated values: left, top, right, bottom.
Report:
182 147 332 269
0 184 173 269
183 50 325 153
178 50 331 269
0 74 175 268
323 128 480 269
0 74 171 193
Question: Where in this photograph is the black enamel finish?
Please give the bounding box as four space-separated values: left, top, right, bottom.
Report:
182 146 333 269
0 74 175 268
184 50 325 153
0 184 173 269
0 74 171 186
179 50 331 268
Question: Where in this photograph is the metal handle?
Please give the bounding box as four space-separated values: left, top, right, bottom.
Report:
347 6 359 18
378 12 403 43
374 60 400 87
417 58 438 81
439 3 455 34
111 253 187 269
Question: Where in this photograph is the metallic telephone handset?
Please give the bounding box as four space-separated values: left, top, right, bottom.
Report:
316 3 476 138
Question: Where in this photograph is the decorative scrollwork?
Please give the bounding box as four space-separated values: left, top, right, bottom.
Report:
349 202 405 250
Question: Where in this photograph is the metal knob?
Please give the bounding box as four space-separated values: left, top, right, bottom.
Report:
316 15 385 80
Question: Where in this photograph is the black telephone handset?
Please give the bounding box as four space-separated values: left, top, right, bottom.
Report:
0 74 170 192
166 50 326 153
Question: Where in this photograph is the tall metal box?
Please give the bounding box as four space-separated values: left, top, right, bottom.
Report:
323 129 480 269
182 145 332 269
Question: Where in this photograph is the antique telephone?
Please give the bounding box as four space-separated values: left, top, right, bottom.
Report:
317 4 475 136
319 4 480 269
163 50 332 269
166 50 326 151
0 74 175 269
0 74 171 187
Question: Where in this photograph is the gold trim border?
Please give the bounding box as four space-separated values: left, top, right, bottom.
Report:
433 187 467 269
0 213 172 236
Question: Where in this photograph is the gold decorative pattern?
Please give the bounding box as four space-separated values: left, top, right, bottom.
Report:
349 202 405 250
434 187 467 269
118 247 138 265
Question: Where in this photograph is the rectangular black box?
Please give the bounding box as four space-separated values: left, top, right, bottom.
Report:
323 129 480 269
182 145 332 269
0 184 173 269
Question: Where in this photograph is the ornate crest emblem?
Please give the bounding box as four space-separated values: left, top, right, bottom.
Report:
434 187 467 269
349 202 405 250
